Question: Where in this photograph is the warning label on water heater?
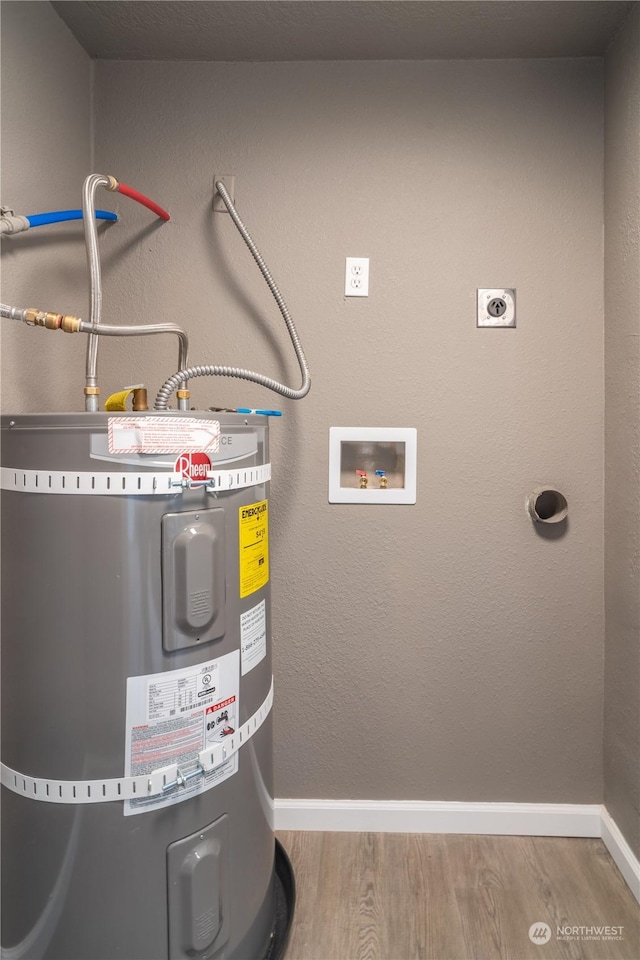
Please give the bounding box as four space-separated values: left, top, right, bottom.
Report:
123 650 239 816
239 500 269 598
240 599 267 675
108 417 220 455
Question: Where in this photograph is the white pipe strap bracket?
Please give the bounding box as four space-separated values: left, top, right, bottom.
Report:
1 679 274 805
0 463 271 496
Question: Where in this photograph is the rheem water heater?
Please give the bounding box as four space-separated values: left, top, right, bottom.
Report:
1 411 293 959
1 171 310 959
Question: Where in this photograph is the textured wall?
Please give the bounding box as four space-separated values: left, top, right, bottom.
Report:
604 3 640 857
1 1 92 412
92 58 605 803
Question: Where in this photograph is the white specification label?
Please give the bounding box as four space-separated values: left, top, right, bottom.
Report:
147 664 219 720
240 600 267 676
124 651 238 816
108 417 220 455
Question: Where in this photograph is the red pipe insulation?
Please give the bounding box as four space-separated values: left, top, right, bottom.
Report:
117 182 170 221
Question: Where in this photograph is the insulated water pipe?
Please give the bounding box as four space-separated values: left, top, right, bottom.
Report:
0 209 118 235
82 174 171 411
153 180 310 410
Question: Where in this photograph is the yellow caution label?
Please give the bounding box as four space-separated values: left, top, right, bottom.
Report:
239 500 269 598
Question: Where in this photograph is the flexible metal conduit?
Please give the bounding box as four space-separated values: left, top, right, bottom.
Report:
154 180 311 410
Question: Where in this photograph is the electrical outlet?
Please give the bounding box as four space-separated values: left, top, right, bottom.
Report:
477 288 516 327
345 257 369 297
213 174 235 212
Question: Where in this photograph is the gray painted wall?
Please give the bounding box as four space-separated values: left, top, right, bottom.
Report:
92 58 605 803
1 1 92 412
604 3 640 858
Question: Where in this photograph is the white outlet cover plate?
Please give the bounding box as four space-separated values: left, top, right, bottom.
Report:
477 288 516 327
345 257 369 297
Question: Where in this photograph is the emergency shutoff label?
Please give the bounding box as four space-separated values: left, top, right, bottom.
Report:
123 650 239 816
239 500 269 598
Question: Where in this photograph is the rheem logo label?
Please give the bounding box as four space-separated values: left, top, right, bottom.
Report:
175 452 212 481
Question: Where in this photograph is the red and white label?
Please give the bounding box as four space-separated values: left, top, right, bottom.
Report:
175 452 212 481
108 417 220 455
206 696 236 715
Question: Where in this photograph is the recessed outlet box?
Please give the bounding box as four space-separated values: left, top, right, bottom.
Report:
477 288 516 327
213 174 235 212
328 427 417 504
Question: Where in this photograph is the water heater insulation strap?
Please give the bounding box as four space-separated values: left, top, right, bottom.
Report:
1 678 274 805
0 463 271 496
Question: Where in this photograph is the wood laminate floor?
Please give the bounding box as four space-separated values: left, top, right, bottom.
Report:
277 832 640 960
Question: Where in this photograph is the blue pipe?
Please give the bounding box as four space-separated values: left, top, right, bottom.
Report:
25 209 118 228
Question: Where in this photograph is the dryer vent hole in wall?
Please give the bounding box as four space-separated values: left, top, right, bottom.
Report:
528 488 568 524
536 492 559 519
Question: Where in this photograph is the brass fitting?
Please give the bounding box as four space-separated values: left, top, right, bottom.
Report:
359 475 368 489
105 175 119 192
24 308 63 329
84 386 100 396
379 476 388 489
23 308 41 326
176 390 190 400
132 387 148 411
22 308 81 333
60 314 81 333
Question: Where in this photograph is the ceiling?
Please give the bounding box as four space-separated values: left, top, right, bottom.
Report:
51 1 634 61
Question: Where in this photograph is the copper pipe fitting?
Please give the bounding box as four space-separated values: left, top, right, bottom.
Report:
132 387 149 411
23 308 41 326
60 315 81 333
24 308 63 329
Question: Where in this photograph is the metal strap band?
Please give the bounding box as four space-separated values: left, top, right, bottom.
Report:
0 463 271 496
1 679 274 805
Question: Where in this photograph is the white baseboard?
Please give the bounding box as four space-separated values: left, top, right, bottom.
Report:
275 799 640 903
274 799 601 838
601 807 640 903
